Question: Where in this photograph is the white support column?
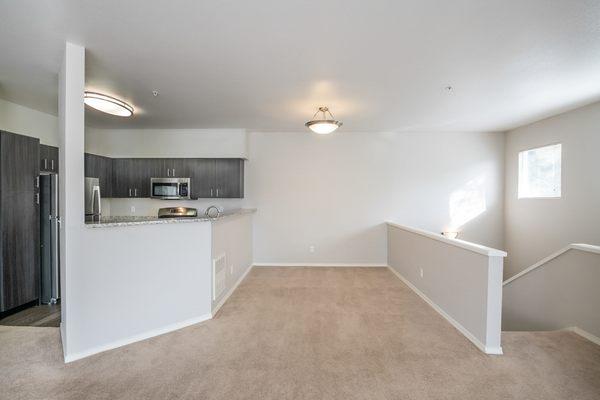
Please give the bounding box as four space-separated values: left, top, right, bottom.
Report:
485 256 504 355
58 42 85 360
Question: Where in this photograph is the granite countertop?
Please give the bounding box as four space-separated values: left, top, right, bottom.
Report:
85 208 256 228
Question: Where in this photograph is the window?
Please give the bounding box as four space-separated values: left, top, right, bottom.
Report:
518 144 561 198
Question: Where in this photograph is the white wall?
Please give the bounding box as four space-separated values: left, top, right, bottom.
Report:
247 131 505 265
504 101 600 278
0 97 59 145
85 127 247 158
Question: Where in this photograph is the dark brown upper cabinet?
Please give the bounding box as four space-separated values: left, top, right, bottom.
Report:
188 159 215 199
214 159 244 198
84 153 113 198
112 158 144 198
40 144 59 173
87 155 245 199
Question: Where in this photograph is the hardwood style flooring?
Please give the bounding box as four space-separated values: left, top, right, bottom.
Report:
1 267 599 400
0 303 60 327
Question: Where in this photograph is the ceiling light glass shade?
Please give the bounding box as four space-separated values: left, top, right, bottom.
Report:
84 91 134 117
305 107 342 134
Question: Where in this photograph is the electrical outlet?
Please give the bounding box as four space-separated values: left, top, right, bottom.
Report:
130 206 135 214
420 268 424 278
309 245 315 253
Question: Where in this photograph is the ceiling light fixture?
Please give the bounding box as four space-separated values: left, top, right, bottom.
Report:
84 91 134 117
305 106 342 134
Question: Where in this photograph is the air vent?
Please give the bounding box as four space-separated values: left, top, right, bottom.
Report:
213 254 227 301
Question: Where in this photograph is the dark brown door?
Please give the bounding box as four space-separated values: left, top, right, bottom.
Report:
0 131 40 312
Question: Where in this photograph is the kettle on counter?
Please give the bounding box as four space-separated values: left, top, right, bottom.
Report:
205 205 222 218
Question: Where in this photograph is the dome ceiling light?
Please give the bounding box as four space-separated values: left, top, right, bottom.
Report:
84 91 134 117
305 106 342 134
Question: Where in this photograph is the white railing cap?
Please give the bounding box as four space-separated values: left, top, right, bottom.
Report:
503 243 600 286
386 222 507 257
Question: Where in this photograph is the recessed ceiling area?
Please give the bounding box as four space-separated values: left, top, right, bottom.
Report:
1 0 600 131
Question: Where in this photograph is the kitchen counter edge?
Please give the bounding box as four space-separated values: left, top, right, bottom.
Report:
84 208 256 228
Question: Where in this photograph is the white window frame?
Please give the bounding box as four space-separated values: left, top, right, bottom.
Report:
518 143 562 199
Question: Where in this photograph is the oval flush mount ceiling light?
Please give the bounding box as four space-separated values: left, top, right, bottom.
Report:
84 91 134 117
305 106 342 134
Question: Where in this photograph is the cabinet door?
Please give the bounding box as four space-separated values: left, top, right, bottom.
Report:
189 159 215 199
40 145 59 173
39 144 49 172
133 159 159 198
161 158 188 178
171 159 190 178
112 159 133 197
100 156 113 198
215 159 244 198
85 153 113 198
1 132 40 312
48 146 59 173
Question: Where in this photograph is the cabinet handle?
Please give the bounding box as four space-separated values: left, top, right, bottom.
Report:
35 193 39 204
167 169 170 177
216 188 219 197
210 188 213 197
129 188 132 197
172 168 175 176
44 159 47 169
51 159 54 170
36 176 39 188
134 188 137 197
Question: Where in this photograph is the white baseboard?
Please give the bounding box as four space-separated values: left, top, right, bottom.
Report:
387 266 502 355
63 313 212 363
212 264 253 317
566 327 600 346
252 262 388 268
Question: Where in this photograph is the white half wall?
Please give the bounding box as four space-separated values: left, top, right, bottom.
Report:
0 97 58 145
67 222 213 362
247 131 505 265
211 212 254 313
387 223 505 354
504 101 600 278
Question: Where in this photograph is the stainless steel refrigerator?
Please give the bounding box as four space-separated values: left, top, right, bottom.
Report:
39 174 60 304
85 177 102 220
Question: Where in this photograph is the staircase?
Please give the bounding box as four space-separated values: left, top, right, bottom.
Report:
502 244 600 346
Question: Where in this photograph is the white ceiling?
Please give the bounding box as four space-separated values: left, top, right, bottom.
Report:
1 0 600 131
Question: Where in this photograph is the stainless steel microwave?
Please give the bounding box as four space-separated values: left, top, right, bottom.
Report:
150 177 191 200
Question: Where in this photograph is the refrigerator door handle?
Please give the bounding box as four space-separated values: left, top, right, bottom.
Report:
92 185 102 216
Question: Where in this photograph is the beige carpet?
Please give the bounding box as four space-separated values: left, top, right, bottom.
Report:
1 267 599 400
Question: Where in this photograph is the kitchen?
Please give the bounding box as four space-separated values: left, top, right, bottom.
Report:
0 110 255 346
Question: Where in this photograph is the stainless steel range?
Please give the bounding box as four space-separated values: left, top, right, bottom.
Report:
157 207 198 218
